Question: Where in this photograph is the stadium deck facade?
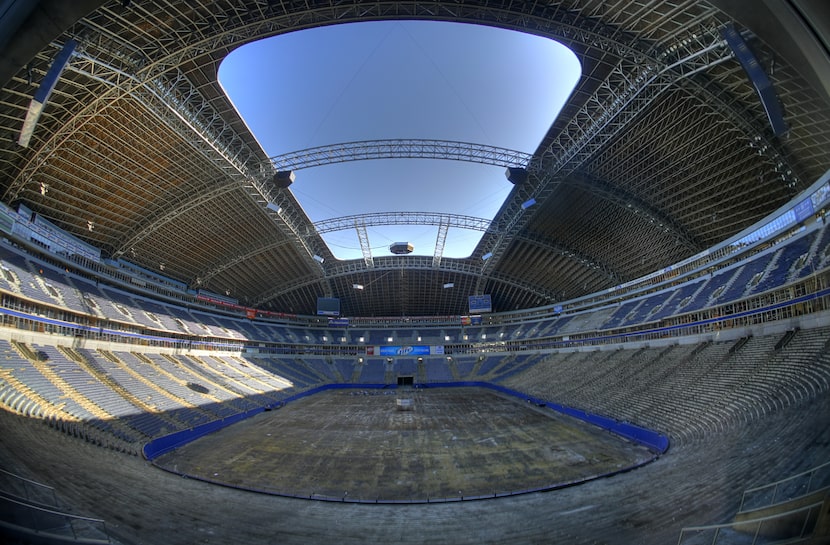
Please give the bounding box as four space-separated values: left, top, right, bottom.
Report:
0 1 830 544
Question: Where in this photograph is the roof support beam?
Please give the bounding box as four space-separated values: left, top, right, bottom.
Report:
112 183 236 258
270 139 530 171
433 218 450 268
566 172 703 252
253 255 557 307
313 212 492 234
4 34 332 289
193 238 291 287
355 219 373 268
515 233 621 285
475 26 736 291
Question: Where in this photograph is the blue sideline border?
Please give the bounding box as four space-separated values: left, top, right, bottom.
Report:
144 383 669 503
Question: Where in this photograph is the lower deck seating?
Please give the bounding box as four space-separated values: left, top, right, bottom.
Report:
503 327 830 445
0 325 827 453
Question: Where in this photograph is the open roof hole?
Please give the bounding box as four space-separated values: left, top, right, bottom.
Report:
220 21 580 260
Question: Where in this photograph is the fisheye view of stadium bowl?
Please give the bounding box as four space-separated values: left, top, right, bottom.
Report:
0 1 829 544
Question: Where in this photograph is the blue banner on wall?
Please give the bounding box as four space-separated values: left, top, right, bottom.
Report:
379 345 430 356
793 198 814 223
328 318 349 327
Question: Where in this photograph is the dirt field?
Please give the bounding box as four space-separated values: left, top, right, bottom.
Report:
154 387 656 501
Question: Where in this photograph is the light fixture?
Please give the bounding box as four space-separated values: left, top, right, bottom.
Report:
521 198 536 209
352 283 364 290
313 254 324 263
272 170 295 189
19 40 76 148
266 202 281 213
505 167 528 185
482 252 493 260
443 282 454 288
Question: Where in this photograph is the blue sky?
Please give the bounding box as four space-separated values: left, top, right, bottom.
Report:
219 21 580 260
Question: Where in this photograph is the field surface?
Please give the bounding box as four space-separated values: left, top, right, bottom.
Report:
155 387 656 501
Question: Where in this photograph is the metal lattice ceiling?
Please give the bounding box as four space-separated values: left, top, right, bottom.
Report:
0 0 828 317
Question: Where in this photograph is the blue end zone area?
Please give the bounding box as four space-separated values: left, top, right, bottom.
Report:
143 382 669 460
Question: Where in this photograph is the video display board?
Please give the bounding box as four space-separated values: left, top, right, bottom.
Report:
316 297 341 316
468 294 492 313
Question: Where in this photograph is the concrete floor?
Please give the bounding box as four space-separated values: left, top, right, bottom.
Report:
154 388 655 501
0 392 828 545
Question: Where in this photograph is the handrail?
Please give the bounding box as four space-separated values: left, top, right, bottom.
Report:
739 460 830 512
0 494 110 543
677 502 824 545
0 467 58 507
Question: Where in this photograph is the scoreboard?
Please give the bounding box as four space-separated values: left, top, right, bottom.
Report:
468 294 492 313
316 297 340 316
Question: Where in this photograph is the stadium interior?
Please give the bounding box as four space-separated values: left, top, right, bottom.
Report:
0 0 829 544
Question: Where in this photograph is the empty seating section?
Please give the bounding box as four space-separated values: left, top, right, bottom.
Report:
249 356 320 388
33 266 87 313
0 341 137 442
388 329 413 343
539 315 572 336
164 306 207 336
31 344 171 438
173 354 263 412
452 356 478 379
89 288 145 324
196 313 248 340
334 359 357 382
650 281 702 320
81 287 158 329
751 233 815 294
601 299 644 330
503 327 830 445
116 351 257 421
492 353 546 381
0 220 827 458
2 251 51 304
676 277 716 314
139 354 240 417
217 355 294 393
712 249 779 305
0 265 18 296
182 355 263 399
75 348 209 429
236 320 272 342
257 323 290 343
558 306 616 334
424 358 454 382
623 292 671 326
0 343 47 418
810 222 830 271
394 358 417 376
368 330 390 345
301 358 340 382
476 354 509 377
0 378 44 417
462 326 482 341
0 222 828 349
358 358 387 383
